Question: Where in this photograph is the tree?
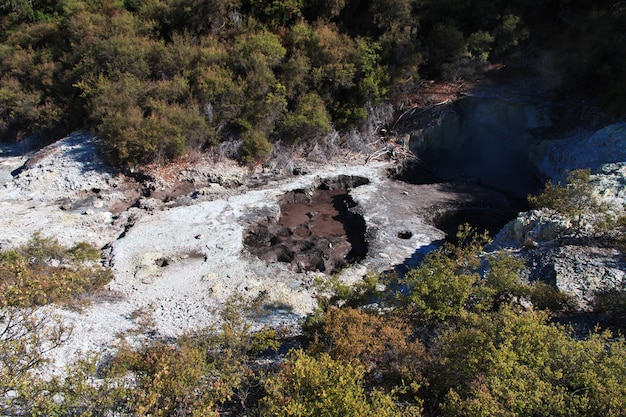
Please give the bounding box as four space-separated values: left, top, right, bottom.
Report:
240 130 272 164
249 0 303 28
426 22 466 78
474 252 526 311
108 339 223 417
528 169 616 235
278 92 332 144
57 297 281 416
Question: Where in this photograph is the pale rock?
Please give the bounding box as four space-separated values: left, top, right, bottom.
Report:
490 210 570 249
133 252 164 284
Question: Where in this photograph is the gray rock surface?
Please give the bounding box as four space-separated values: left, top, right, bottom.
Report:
4 118 626 369
533 122 626 183
0 132 458 370
528 244 626 310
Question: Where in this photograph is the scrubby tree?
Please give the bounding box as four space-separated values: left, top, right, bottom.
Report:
595 288 626 332
249 0 303 28
404 247 479 322
401 225 489 322
0 234 112 414
529 169 617 235
240 130 273 163
0 306 70 407
278 92 332 144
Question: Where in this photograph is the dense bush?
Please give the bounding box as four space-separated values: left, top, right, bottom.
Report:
308 226 626 416
2 0 623 166
260 349 422 417
433 308 626 417
309 306 427 384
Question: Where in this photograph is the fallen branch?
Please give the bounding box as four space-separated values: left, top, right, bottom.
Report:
365 148 390 164
365 144 419 164
392 99 451 130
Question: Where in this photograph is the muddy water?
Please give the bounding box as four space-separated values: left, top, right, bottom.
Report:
244 180 368 273
279 189 348 237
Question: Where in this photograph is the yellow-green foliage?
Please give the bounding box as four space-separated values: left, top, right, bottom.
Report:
528 281 577 313
261 349 422 417
475 251 526 311
404 249 479 321
434 308 626 417
240 130 273 164
105 299 281 416
0 234 109 407
398 224 580 322
402 225 489 322
278 92 332 144
0 233 112 308
10 0 625 166
15 297 281 416
109 339 222 417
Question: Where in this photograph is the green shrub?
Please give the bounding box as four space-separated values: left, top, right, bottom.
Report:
595 288 626 332
433 308 626 417
404 249 478 322
426 22 466 78
401 225 490 322
87 73 210 166
249 0 303 28
240 130 272 164
528 281 577 313
0 233 112 308
278 92 332 144
261 350 422 417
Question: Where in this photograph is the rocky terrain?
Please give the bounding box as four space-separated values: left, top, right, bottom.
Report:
1 131 516 369
403 83 626 314
2 91 625 370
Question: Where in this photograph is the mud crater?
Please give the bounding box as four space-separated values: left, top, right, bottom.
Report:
244 175 369 273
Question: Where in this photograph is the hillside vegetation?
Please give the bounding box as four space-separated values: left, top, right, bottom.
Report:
2 228 626 416
1 0 625 166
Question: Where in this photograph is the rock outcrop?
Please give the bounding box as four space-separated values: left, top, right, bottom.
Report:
408 95 551 196
526 243 626 310
532 122 626 183
490 122 626 310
